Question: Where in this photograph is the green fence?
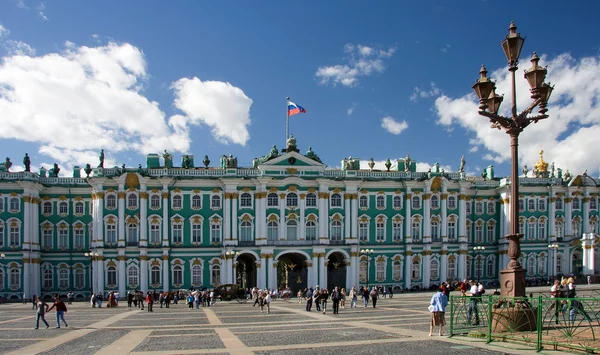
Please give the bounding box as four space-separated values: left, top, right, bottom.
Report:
449 295 600 353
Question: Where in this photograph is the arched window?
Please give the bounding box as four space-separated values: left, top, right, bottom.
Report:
475 223 483 243
376 259 385 282
151 265 161 285
393 196 402 209
127 223 138 245
105 223 116 244
59 202 68 215
191 220 202 244
191 195 202 209
240 193 252 207
430 195 439 209
573 219 582 237
75 202 84 215
431 220 440 242
286 193 298 207
430 259 439 280
447 218 456 241
466 256 472 279
555 197 563 210
330 220 342 241
447 257 456 278
538 254 547 275
306 193 317 207
240 220 252 241
572 197 580 210
487 258 494 277
358 219 368 242
210 221 221 243
74 268 84 289
556 254 563 274
42 226 53 248
211 264 221 285
412 196 421 209
392 260 402 281
527 199 535 211
286 220 297 240
106 195 116 209
331 193 342 207
149 221 160 244
9 268 20 289
211 195 221 209
192 264 202 286
486 222 495 243
448 196 457 209
127 194 138 209
172 221 183 244
150 195 161 209
538 198 546 211
172 195 182 209
411 258 420 280
305 220 317 241
412 218 421 241
359 195 368 208
538 219 546 240
43 202 52 215
58 268 69 288
527 256 536 276
359 261 367 283
392 220 402 242
127 265 139 288
590 197 598 210
518 198 525 212
9 197 19 211
0 269 4 289
0 197 3 212
475 201 483 214
487 201 495 215
376 219 385 242
107 266 117 285
267 221 278 241
43 266 53 289
173 264 183 285
267 193 279 207
376 195 385 208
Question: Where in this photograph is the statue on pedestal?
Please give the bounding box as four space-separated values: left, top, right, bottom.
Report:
368 158 375 170
404 154 411 172
98 149 104 168
203 155 210 168
84 163 92 178
305 147 322 163
458 155 466 173
550 162 555 178
23 153 31 172
385 158 392 172
52 163 60 177
163 150 173 168
182 155 191 169
522 165 528 177
434 162 440 173
2 157 12 172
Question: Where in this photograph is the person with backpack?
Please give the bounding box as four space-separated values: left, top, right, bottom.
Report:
47 295 68 328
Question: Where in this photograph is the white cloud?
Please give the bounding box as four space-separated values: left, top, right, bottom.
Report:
0 40 253 174
15 0 27 9
410 81 441 102
0 25 9 38
36 2 48 20
347 103 356 116
381 116 408 135
315 44 395 87
4 40 36 56
434 52 600 176
172 77 253 146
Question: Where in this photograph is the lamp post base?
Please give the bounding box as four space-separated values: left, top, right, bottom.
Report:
500 267 526 297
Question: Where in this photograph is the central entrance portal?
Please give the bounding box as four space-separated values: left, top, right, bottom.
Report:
276 253 308 295
235 253 257 290
327 252 347 290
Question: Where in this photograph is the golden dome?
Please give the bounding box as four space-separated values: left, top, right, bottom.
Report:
534 150 548 173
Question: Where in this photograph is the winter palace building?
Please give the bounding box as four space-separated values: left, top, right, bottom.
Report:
0 136 598 300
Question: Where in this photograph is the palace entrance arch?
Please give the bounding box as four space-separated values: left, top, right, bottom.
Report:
327 252 347 290
235 253 257 290
276 252 308 294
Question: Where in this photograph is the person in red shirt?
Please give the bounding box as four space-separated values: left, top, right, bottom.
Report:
146 292 153 312
47 295 68 328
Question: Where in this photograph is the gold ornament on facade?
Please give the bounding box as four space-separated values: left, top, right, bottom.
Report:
286 168 298 174
431 176 442 191
448 254 456 261
405 251 413 256
139 192 148 199
405 193 412 199
116 255 127 261
422 250 432 256
117 191 126 199
360 189 368 194
583 197 590 203
57 195 66 200
161 192 169 198
23 196 32 203
125 172 140 188
9 192 17 197
139 255 149 260
32 197 40 204
458 250 468 255
441 194 448 200
440 250 449 255
279 193 286 199
287 185 298 191
299 193 306 200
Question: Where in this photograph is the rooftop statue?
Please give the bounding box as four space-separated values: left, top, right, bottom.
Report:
286 134 298 152
342 156 360 171
564 169 572 182
203 155 210 168
51 163 60 177
434 162 440 173
220 154 238 169
163 150 173 168
182 155 192 169
84 163 92 178
522 165 528 177
550 162 555 178
458 155 466 173
98 149 104 168
368 158 375 170
404 154 410 172
305 147 322 163
253 145 280 168
23 153 31 172
385 158 392 172
1 157 12 172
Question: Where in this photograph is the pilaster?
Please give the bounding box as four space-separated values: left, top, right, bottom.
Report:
117 191 125 247
161 190 169 247
162 250 170 292
139 190 148 247
405 188 412 243
117 251 126 297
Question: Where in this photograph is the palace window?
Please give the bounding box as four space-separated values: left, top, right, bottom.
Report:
43 266 53 289
149 222 160 244
306 193 317 207
127 265 139 287
555 221 563 239
9 268 20 289
392 260 402 281
376 221 385 242
393 196 402 209
331 193 342 207
359 261 367 283
487 202 495 215
267 221 278 241
305 220 317 241
267 193 278 207
358 221 368 242
431 220 440 242
486 223 495 243
487 259 494 277
538 219 546 240
392 221 402 242
172 223 183 244
447 257 456 279
192 222 202 244
172 265 183 285
58 268 69 288
43 202 52 215
211 264 221 285
330 220 342 241
75 202 84 215
359 195 368 208
240 221 252 241
573 220 581 237
107 266 117 286
475 202 483 215
42 228 53 248
151 265 161 285
527 256 536 276
448 196 456 209
192 265 202 286
127 223 138 244
466 201 471 215
150 195 161 209
528 199 536 211
211 195 221 209
9 197 19 212
518 219 525 235
74 227 84 249
59 202 68 215
0 223 4 248
538 254 547 275
240 193 252 207
448 220 456 241
58 228 68 249
430 195 439 209
556 254 563 274
475 224 483 243
466 256 472 279
286 220 298 241
411 259 420 280
74 268 84 289
555 197 563 210
0 197 3 212
519 198 525 212
128 194 138 209
376 195 385 209
412 219 421 241
375 259 385 282
572 197 580 210
430 259 439 280
287 193 298 207
172 195 182 209
191 195 201 209
210 222 221 243
466 221 472 242
106 195 117 209
412 196 421 210
591 197 597 210
105 223 116 244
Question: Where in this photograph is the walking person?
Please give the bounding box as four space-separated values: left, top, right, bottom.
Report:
146 292 153 312
321 289 329 314
340 288 346 309
47 295 68 328
466 280 480 325
32 295 38 310
264 290 271 314
370 287 379 308
349 286 358 308
34 299 50 329
305 288 313 312
127 292 133 310
313 289 321 312
362 287 370 308
429 286 448 336
159 293 164 308
331 287 341 314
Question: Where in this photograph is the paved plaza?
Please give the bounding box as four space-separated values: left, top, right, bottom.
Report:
0 291 578 355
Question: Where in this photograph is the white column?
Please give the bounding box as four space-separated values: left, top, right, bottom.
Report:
162 191 169 247
351 195 358 239
405 189 412 242
441 193 448 242
423 193 431 242
307 263 314 288
258 190 267 242
140 256 148 293
92 259 98 294
23 196 30 250
279 194 285 240
268 257 276 289
118 192 125 247
350 251 358 287
583 194 590 233
344 194 351 240
422 252 431 288
404 253 412 289
458 250 467 281
97 254 105 294
223 194 231 241
258 254 266 289
500 199 506 238
312 253 319 288
318 190 329 242
503 195 510 239
140 191 148 247
162 254 169 292
96 193 104 248
23 257 30 299
118 254 126 296
565 196 573 237
458 191 466 241
299 196 306 240
33 258 41 297
345 258 352 289
440 251 448 283
231 195 238 241
319 254 327 288
549 194 556 239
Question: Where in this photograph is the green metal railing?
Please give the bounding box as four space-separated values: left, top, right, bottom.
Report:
449 295 600 353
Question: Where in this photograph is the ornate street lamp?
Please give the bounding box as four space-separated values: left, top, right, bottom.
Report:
225 251 239 285
474 246 486 283
472 22 554 297
360 249 374 288
548 244 559 281
84 252 99 295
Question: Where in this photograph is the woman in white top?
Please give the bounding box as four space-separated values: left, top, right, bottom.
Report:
264 290 271 314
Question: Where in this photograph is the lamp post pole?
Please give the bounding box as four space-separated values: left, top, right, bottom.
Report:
360 249 374 289
472 22 554 297
474 246 485 283
548 244 559 282
226 251 239 285
84 252 98 297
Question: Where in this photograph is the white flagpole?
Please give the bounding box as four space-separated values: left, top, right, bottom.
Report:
286 97 290 141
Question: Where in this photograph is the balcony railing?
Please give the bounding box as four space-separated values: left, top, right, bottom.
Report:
237 240 255 246
265 240 320 246
329 239 345 245
126 241 138 247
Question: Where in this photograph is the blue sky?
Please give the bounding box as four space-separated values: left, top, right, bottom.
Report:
1 0 600 177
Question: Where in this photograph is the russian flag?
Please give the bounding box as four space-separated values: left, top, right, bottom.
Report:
287 100 307 116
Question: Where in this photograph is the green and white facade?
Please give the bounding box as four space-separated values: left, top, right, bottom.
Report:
0 138 599 300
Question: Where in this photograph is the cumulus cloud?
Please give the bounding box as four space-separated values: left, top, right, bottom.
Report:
0 25 9 38
381 116 408 135
0 39 253 173
4 40 36 56
434 52 600 176
410 81 442 102
172 77 253 146
315 44 395 87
